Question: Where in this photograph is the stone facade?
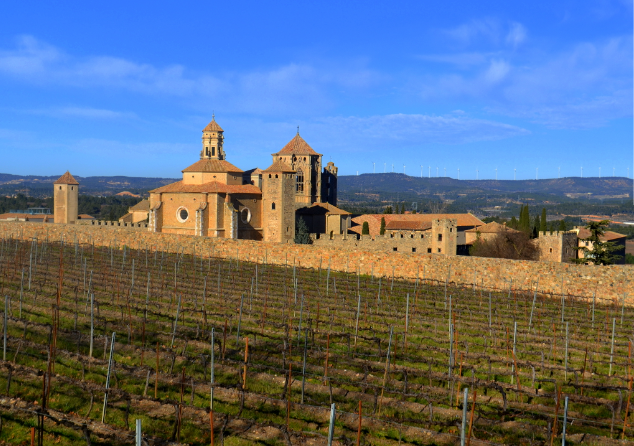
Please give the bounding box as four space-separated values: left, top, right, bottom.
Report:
536 230 578 263
147 118 337 242
1 221 632 302
312 218 457 255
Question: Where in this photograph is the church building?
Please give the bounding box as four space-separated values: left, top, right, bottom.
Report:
147 116 339 243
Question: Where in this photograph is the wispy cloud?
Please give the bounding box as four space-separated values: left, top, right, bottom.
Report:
443 19 527 49
417 35 632 128
0 35 382 117
302 113 530 150
28 106 138 120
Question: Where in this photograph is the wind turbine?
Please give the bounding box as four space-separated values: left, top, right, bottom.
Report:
436 167 439 177
613 167 615 177
373 162 375 174
558 166 560 179
495 167 498 181
514 168 516 181
403 164 406 175
420 165 423 178
392 164 394 173
457 168 460 180
536 167 538 180
428 166 431 178
581 166 583 178
476 168 479 180
599 167 601 178
384 163 386 173
444 167 446 177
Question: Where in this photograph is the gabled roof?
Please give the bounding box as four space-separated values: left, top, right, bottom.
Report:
349 213 484 236
465 221 520 233
263 160 295 173
130 199 150 212
203 117 223 132
273 134 321 156
577 228 626 242
54 171 79 185
385 220 432 231
182 159 243 173
149 181 262 195
297 202 351 216
243 168 263 175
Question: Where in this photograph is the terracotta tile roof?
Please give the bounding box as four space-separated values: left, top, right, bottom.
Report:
385 220 432 231
274 134 321 156
203 117 223 132
263 160 295 172
350 213 483 236
0 213 31 220
297 202 351 216
577 228 626 242
182 159 243 173
243 168 263 175
149 181 262 195
54 171 79 185
130 199 150 212
78 214 94 219
465 221 520 233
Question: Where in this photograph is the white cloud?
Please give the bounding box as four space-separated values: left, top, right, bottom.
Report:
417 36 632 128
306 113 530 149
28 107 138 120
0 35 381 117
506 22 527 48
443 19 527 49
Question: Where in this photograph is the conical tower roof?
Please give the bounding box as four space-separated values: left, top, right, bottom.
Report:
203 115 224 132
54 171 79 185
274 133 321 156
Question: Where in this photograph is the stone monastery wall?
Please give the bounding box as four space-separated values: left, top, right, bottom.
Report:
1 221 632 302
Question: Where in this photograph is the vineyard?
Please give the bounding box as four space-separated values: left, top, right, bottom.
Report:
0 236 632 445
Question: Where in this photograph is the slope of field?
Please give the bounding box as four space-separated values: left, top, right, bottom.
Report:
0 238 631 444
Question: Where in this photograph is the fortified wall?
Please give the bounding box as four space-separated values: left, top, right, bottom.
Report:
310 218 457 255
1 221 632 302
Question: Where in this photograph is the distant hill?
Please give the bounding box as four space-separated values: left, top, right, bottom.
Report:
338 173 633 199
1 171 632 199
0 173 178 196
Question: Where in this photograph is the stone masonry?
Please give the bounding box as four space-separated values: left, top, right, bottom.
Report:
1 221 632 303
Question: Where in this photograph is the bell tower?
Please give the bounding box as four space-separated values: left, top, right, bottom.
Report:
200 114 225 160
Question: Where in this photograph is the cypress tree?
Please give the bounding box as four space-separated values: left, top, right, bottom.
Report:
540 208 547 232
558 220 567 231
362 221 370 235
400 204 406 214
380 217 386 235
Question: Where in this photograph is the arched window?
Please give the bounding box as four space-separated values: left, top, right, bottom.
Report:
271 202 276 210
296 168 304 192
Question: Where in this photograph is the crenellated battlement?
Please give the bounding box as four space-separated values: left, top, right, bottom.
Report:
538 230 577 238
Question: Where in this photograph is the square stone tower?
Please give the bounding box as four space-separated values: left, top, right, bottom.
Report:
262 160 296 243
431 218 457 255
54 171 79 224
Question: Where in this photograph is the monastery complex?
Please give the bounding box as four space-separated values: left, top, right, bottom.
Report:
1 116 627 263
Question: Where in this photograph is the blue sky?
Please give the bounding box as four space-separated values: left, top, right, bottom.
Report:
0 1 632 180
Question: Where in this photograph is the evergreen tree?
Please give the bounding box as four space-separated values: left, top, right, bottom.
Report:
540 208 547 232
383 206 393 214
532 215 540 238
294 217 312 244
400 204 405 214
380 217 386 235
509 216 518 229
362 221 370 235
558 220 567 231
573 220 622 265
